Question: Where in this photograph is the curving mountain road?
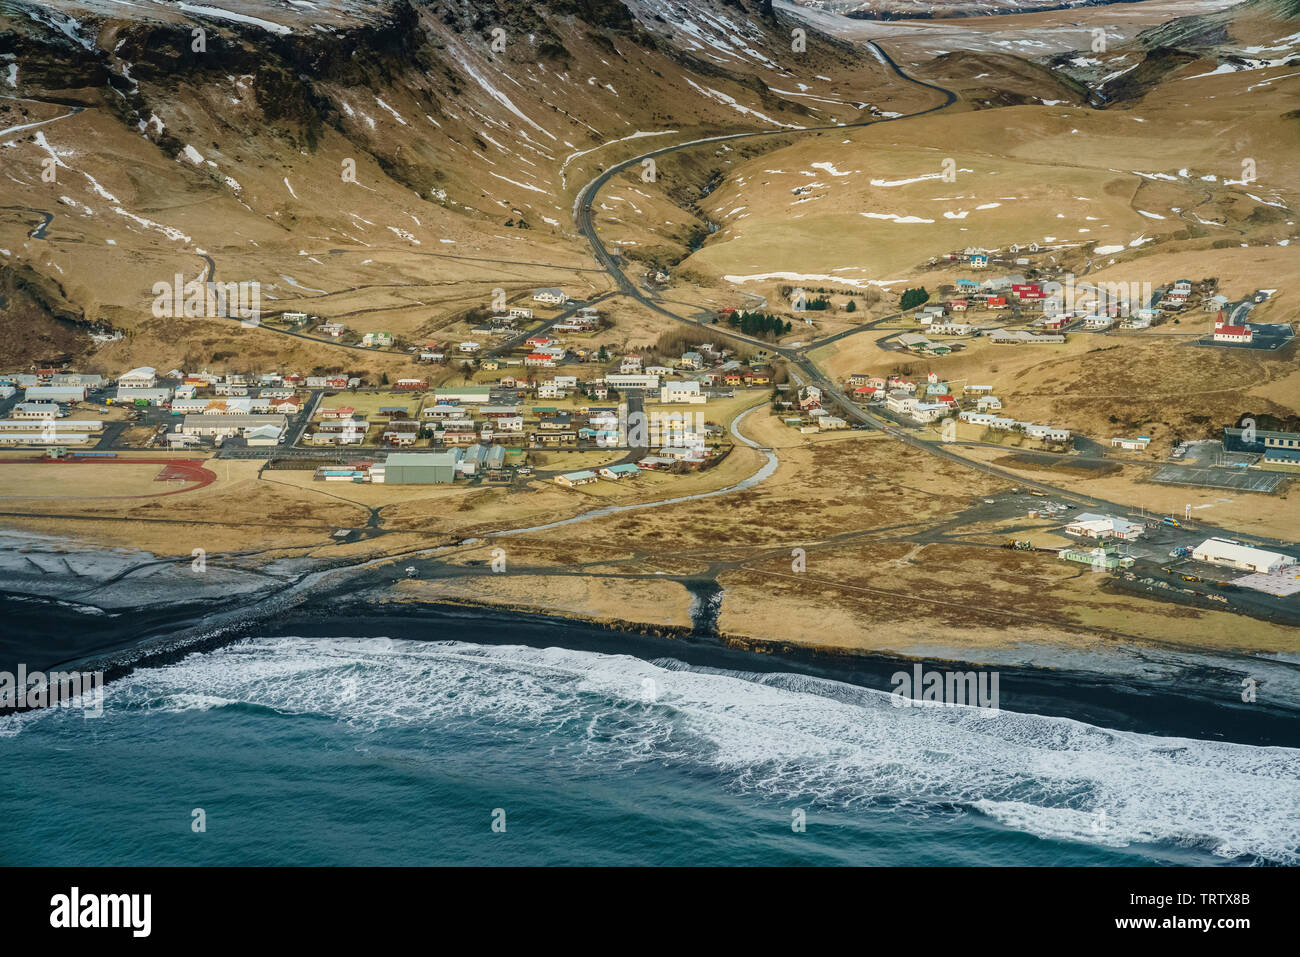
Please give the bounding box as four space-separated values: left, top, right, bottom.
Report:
572 40 1291 551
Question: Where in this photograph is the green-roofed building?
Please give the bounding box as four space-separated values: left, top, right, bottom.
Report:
384 450 459 484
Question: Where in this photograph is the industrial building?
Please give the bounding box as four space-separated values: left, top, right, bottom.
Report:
179 413 288 440
383 451 458 484
0 419 101 432
1191 539 1297 575
25 385 87 403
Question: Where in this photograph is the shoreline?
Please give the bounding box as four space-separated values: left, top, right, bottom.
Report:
5 583 1299 747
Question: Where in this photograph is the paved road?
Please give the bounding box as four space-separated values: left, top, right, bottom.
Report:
569 40 1295 553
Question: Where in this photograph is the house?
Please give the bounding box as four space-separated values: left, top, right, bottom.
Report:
1059 542 1134 570
117 366 158 389
533 288 567 306
636 455 678 470
319 322 345 337
946 299 968 313
799 386 823 411
361 331 394 348
458 341 483 354
1110 436 1151 451
661 381 705 404
680 352 704 370
985 296 1008 309
970 254 989 268
619 355 643 373
955 278 980 292
395 378 428 391
958 411 1016 430
509 307 534 320
1065 513 1145 540
525 353 556 368
976 395 1002 411
930 322 973 336
600 464 641 480
1203 294 1230 313
382 422 420 447
819 416 848 430
852 386 878 400
1082 315 1114 330
1023 423 1071 442
555 470 598 487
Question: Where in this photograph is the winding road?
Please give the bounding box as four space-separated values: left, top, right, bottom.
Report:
571 39 1292 552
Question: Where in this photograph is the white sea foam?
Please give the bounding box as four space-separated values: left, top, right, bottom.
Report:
85 636 1300 865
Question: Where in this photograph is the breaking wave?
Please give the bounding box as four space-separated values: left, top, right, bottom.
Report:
26 636 1300 864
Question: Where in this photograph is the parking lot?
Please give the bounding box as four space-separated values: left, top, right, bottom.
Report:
1150 464 1287 493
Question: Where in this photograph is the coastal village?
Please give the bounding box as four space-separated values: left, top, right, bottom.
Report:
0 286 784 490
3 274 1298 612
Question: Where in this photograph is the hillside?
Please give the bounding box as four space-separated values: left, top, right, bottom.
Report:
0 0 896 371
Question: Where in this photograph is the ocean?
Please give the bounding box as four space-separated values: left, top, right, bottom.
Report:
3 622 1298 866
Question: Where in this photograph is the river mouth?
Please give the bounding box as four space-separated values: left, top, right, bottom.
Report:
685 579 723 636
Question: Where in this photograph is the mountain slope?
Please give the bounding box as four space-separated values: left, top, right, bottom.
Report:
0 0 899 369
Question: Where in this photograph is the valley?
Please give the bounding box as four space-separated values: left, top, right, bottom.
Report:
0 0 1297 665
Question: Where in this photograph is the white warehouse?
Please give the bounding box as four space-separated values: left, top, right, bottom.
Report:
1192 539 1297 575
